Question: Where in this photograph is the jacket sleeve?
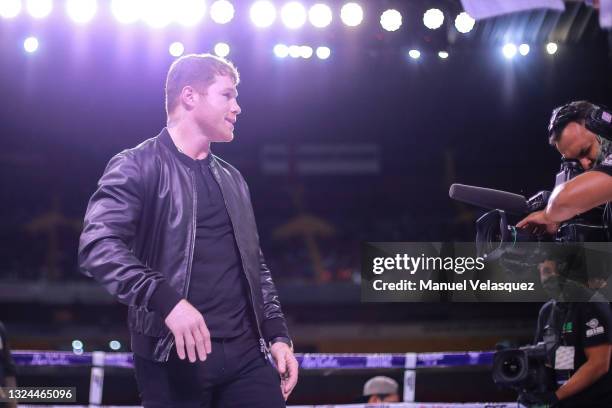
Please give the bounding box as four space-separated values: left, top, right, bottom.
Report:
258 248 290 342
78 152 182 316
240 178 290 342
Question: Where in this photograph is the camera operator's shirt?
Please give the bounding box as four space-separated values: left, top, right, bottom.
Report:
592 153 612 176
536 301 612 407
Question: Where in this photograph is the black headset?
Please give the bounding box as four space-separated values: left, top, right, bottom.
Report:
548 101 612 141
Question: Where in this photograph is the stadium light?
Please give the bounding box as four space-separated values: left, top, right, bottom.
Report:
454 11 475 34
408 49 420 59
300 45 313 58
26 0 52 19
0 0 22 19
281 1 306 29
308 3 331 28
169 41 184 57
380 9 401 32
175 0 206 27
340 2 363 27
23 36 39 53
423 8 444 30
214 42 230 57
250 0 276 28
66 0 97 24
210 0 234 24
316 46 330 59
273 44 289 58
288 45 301 58
141 0 174 28
502 43 517 59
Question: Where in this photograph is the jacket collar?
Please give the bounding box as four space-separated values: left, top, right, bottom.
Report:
159 127 214 169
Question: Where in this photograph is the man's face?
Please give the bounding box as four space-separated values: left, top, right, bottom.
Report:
555 122 600 170
193 74 241 143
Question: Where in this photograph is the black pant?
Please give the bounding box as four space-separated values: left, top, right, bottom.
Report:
134 330 285 408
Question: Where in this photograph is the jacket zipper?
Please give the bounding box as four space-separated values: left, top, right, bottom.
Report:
209 160 268 354
162 169 198 361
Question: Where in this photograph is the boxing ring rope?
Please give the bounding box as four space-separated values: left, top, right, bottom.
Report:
12 350 517 407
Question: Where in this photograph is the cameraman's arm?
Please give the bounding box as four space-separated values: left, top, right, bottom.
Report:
555 344 611 400
545 171 612 222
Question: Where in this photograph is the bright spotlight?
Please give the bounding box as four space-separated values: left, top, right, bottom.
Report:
308 3 331 28
300 45 313 58
340 2 363 27
519 43 529 56
454 11 475 34
141 0 173 28
26 0 52 19
273 43 289 58
169 41 184 57
502 43 517 59
109 340 121 351
0 0 21 18
423 8 444 30
438 50 448 59
23 36 39 53
66 0 97 24
214 42 230 57
281 1 306 29
111 0 141 24
316 46 330 59
408 49 420 59
250 0 276 28
210 0 234 24
380 9 401 32
546 42 558 55
72 340 83 350
288 45 301 58
174 0 206 27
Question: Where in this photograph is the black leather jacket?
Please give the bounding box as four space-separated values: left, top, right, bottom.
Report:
79 129 289 362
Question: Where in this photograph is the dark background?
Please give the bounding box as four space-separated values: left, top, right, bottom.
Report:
0 0 611 404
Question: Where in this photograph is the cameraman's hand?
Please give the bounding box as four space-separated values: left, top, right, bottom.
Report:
517 210 560 235
164 299 211 362
518 390 559 407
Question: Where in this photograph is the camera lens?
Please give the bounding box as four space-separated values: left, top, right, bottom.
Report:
501 356 522 379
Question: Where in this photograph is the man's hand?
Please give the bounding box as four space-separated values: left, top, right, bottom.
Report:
517 210 560 235
270 342 298 400
164 299 211 362
518 390 559 407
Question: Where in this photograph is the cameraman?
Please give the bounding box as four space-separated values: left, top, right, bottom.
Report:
521 260 612 407
517 101 612 407
517 100 612 233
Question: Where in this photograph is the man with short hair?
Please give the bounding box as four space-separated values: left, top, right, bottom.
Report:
79 54 297 407
518 100 612 231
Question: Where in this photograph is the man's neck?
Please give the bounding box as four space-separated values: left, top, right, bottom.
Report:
167 118 211 160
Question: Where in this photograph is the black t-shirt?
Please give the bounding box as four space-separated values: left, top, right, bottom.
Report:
535 301 612 407
0 322 17 385
187 156 252 338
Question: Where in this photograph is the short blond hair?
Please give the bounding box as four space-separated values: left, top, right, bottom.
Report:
165 53 240 115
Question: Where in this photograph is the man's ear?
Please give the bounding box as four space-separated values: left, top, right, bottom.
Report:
179 85 198 110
